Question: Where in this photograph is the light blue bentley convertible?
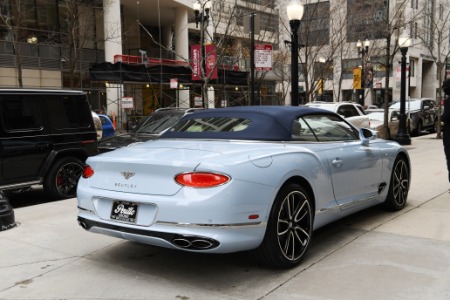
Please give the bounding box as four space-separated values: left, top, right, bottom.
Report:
77 106 410 268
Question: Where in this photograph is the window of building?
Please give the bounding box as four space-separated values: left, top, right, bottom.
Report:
314 59 333 81
370 56 393 78
236 6 279 35
342 59 360 80
409 59 415 78
346 0 388 42
299 1 330 47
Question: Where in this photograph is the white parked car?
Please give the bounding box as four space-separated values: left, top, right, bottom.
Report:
305 101 370 129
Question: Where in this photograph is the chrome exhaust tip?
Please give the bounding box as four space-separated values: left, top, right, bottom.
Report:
172 235 219 250
77 219 89 230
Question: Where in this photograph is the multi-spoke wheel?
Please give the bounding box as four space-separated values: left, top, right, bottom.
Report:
44 157 84 200
252 183 313 268
383 156 410 211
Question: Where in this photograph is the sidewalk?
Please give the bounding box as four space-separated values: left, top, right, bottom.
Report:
0 134 449 300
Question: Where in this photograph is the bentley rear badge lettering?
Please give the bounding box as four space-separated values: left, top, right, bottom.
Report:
121 171 135 180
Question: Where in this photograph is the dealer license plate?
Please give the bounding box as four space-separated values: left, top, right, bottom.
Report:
110 201 139 223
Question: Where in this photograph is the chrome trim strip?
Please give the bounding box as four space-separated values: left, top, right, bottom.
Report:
156 221 265 228
77 206 95 214
0 180 42 190
338 194 379 211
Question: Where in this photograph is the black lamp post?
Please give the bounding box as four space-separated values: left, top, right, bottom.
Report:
193 0 211 107
356 39 369 106
394 36 412 145
287 0 304 106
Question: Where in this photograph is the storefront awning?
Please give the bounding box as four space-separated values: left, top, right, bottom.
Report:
89 62 249 86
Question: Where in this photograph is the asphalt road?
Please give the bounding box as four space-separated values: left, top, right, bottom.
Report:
1 133 449 300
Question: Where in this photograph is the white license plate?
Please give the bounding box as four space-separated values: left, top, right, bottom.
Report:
110 201 139 223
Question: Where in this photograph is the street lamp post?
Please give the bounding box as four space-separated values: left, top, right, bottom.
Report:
318 57 326 101
394 36 412 145
193 0 211 107
356 39 369 106
286 0 304 106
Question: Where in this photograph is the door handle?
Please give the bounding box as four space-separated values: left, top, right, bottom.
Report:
332 158 343 167
36 143 50 150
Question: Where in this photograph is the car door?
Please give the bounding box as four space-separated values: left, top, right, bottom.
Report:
324 143 383 210
303 114 383 210
0 95 51 186
421 99 435 128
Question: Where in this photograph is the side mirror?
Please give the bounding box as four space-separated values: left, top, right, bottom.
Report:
359 128 377 146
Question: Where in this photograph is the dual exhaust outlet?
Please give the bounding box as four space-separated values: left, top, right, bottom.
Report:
172 236 219 250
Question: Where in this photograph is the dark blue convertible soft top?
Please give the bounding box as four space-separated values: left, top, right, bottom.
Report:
160 106 338 141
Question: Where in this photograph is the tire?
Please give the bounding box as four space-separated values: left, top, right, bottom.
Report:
431 120 437 133
252 183 313 268
43 157 84 200
416 120 423 136
383 156 409 211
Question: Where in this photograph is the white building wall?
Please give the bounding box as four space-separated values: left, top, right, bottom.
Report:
104 0 123 120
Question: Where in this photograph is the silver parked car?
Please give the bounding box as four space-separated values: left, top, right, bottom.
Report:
366 108 412 139
77 106 410 268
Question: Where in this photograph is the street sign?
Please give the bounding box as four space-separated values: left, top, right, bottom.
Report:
121 97 134 109
255 44 272 71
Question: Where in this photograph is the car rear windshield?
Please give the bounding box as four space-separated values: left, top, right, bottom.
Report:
169 117 251 133
135 111 183 134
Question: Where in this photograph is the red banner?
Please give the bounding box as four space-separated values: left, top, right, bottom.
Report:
190 44 218 81
191 45 201 81
205 44 218 80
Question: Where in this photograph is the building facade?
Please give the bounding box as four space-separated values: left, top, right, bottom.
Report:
278 0 450 107
0 0 448 125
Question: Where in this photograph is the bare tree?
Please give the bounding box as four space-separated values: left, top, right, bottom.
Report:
0 0 31 87
416 0 450 139
58 0 104 88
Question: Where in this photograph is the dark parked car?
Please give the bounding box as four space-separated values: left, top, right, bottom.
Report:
98 107 202 152
390 98 437 136
0 89 98 199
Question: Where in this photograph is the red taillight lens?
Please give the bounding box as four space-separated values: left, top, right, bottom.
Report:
82 165 94 178
175 172 230 188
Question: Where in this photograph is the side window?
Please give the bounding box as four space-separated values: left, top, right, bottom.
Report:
0 96 42 131
337 105 358 118
291 118 318 141
355 105 366 115
302 114 359 142
49 95 91 129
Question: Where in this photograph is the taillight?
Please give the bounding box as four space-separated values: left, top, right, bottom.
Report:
82 165 94 178
175 172 230 188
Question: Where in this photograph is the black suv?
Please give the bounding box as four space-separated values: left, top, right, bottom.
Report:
0 89 98 199
98 107 202 152
390 98 437 136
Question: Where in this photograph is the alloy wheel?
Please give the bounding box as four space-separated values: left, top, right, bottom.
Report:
392 159 409 207
56 162 83 197
277 190 312 261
